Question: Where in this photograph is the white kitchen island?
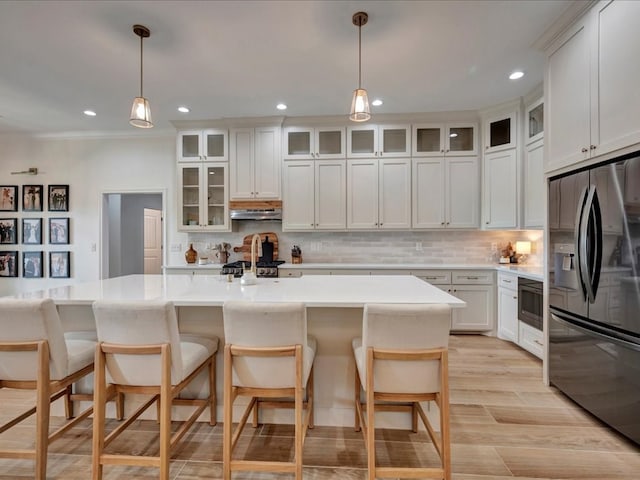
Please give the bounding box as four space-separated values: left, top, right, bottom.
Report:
17 274 465 427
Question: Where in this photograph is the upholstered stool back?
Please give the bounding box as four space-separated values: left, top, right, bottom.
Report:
0 298 68 381
223 301 312 389
360 303 450 393
92 300 183 386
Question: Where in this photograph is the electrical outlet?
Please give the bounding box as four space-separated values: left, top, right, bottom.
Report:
415 242 423 251
170 244 182 253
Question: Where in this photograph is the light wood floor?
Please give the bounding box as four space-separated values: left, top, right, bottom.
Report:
1 335 639 479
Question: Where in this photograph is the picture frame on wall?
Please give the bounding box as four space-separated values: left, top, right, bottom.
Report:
49 251 70 278
0 251 18 277
0 218 18 244
0 186 18 212
23 251 43 278
49 217 69 244
48 185 69 212
22 218 42 244
23 185 43 212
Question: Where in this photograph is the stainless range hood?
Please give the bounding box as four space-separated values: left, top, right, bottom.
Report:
229 200 282 221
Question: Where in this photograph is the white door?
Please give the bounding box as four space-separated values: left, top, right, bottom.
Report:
254 126 281 199
229 128 255 199
143 208 162 274
379 158 411 229
347 159 379 228
282 161 315 231
498 287 519 342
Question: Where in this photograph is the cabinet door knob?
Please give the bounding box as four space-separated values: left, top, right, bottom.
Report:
486 221 489 224
441 222 445 225
485 146 488 149
446 222 450 225
590 145 597 150
446 149 450 153
441 149 445 153
581 147 588 153
513 296 517 300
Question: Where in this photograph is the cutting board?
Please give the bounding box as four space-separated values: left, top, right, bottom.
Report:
233 232 278 262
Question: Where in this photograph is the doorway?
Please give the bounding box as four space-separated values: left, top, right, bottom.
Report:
101 192 165 279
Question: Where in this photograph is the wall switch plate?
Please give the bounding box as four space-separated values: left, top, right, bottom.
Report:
170 244 182 252
415 242 423 251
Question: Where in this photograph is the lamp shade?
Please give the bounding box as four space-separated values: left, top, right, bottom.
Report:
350 88 371 122
130 97 153 128
515 241 531 255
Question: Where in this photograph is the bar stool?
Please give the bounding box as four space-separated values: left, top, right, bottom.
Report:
0 298 100 480
91 300 218 480
222 300 316 480
352 303 452 480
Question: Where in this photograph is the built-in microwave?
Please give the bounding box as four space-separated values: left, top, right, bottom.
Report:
518 277 543 331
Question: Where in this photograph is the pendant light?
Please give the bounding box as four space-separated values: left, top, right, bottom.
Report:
349 12 371 122
130 24 153 128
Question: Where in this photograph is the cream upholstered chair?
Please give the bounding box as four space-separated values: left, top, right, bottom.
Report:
222 301 316 480
91 300 218 480
0 298 103 480
352 303 452 480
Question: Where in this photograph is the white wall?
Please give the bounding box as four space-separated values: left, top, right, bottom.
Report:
0 133 183 296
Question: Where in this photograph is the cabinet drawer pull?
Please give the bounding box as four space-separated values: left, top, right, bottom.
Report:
425 276 438 280
466 276 479 280
503 279 512 283
533 340 544 346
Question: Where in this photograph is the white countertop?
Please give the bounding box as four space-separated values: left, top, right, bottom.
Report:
16 274 466 308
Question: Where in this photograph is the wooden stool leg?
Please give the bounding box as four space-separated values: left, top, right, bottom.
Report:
209 355 217 426
441 351 451 480
64 384 74 419
159 344 172 480
295 345 303 480
35 342 50 480
354 363 361 432
116 392 125 421
223 346 233 480
307 365 314 429
412 402 419 433
366 348 375 480
92 345 107 480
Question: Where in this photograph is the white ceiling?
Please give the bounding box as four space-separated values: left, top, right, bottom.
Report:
0 0 575 136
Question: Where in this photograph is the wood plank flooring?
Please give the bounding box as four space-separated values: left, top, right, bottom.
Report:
1 335 638 479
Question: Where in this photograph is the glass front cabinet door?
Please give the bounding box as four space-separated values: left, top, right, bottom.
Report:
178 129 228 162
412 123 477 157
484 111 517 153
178 163 229 231
526 98 544 144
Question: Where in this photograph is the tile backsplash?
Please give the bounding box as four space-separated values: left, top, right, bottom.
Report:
184 222 544 266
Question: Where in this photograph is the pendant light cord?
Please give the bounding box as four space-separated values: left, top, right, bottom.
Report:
139 34 144 98
358 19 362 88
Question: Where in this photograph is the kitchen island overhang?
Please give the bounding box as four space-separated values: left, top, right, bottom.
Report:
15 274 465 427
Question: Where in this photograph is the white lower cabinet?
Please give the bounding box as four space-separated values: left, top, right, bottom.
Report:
519 322 544 359
416 270 495 333
497 272 519 342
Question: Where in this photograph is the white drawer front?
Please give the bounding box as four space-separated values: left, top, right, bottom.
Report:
413 270 452 285
518 322 543 359
497 272 517 291
452 270 494 285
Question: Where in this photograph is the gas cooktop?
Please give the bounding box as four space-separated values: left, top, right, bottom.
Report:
221 260 285 278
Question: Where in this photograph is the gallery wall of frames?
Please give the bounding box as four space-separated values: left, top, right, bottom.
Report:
0 184 70 279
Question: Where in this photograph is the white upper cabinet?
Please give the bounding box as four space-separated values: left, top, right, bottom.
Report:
347 158 411 229
525 98 544 145
282 160 346 231
229 126 281 200
483 111 517 154
545 0 640 173
347 124 411 158
412 123 478 157
483 149 518 229
283 126 345 160
178 162 229 232
177 129 228 163
412 157 479 229
523 138 545 229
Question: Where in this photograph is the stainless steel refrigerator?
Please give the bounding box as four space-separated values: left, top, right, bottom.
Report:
548 151 640 445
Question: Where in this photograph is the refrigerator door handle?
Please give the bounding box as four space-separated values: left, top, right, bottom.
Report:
552 313 640 353
578 185 599 303
575 186 589 301
588 187 602 302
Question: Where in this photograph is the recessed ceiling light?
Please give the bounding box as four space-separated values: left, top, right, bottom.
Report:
371 99 383 106
177 106 190 113
83 110 97 117
276 103 287 110
509 71 524 80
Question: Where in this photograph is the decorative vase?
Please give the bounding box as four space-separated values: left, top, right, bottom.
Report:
185 244 197 264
